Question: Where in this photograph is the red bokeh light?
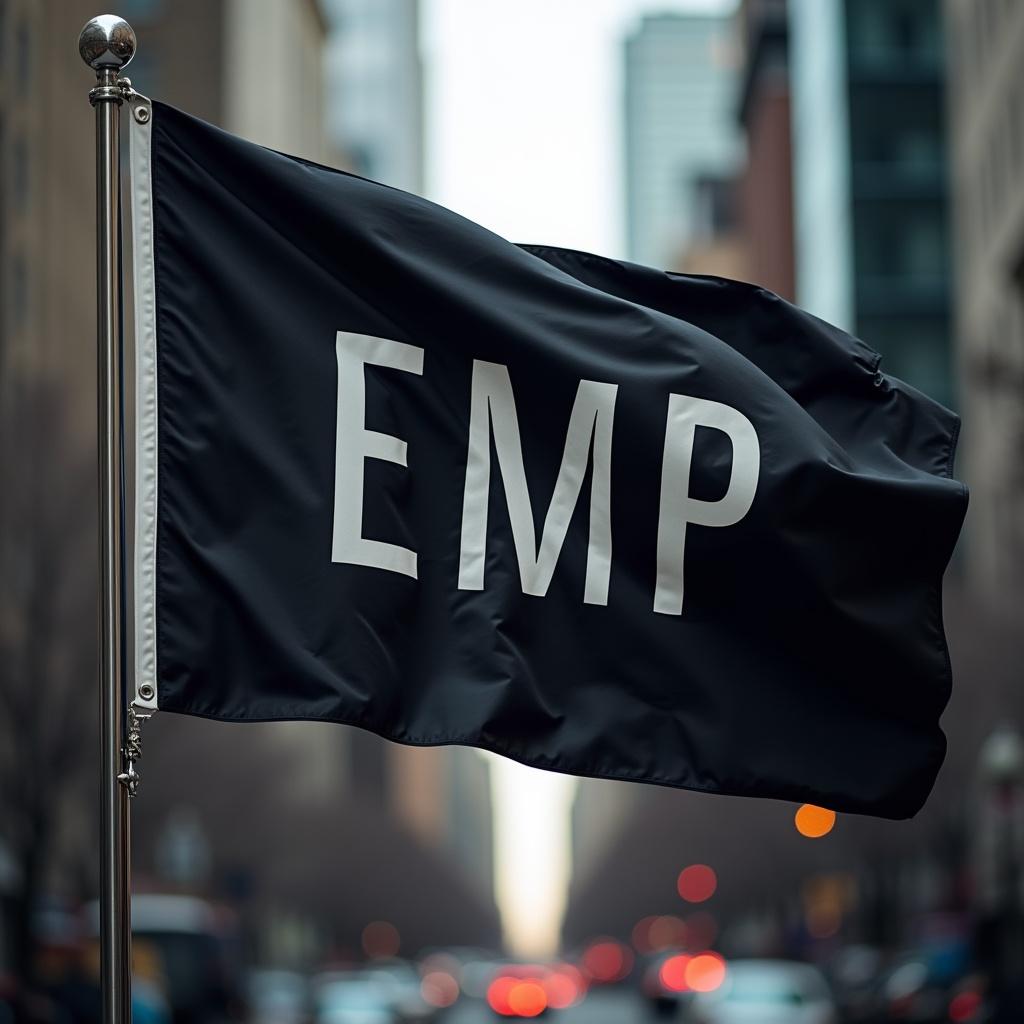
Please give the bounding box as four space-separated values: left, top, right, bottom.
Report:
582 939 633 983
659 954 691 992
487 976 516 1015
507 980 547 1018
949 991 983 1022
685 952 727 993
632 915 659 953
677 864 718 903
360 920 400 959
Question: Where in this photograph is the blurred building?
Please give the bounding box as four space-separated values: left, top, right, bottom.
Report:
674 172 747 280
0 0 110 976
623 12 742 270
391 746 495 907
324 0 423 192
122 0 330 163
789 0 953 407
736 0 795 300
570 778 639 904
945 0 1024 599
0 0 98 427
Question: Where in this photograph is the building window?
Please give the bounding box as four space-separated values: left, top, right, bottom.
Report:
848 0 941 66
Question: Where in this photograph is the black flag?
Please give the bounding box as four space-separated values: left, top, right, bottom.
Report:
129 101 966 819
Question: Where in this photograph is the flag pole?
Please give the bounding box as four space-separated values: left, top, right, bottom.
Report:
78 15 136 1024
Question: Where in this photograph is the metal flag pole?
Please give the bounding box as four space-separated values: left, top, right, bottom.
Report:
78 15 136 1024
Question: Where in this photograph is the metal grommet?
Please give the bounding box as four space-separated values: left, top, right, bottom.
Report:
138 683 155 700
133 104 150 124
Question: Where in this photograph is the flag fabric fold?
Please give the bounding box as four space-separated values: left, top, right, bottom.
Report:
130 100 967 819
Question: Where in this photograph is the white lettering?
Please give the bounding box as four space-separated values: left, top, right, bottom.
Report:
458 360 618 605
332 331 424 578
654 394 759 615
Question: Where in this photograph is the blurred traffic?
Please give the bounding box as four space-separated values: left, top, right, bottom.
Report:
7 886 1024 1022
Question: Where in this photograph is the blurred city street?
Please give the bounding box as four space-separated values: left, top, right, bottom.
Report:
3 0 1024 1022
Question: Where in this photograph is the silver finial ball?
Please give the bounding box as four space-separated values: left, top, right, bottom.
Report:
78 15 136 71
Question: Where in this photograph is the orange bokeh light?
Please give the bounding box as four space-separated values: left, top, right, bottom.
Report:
794 804 837 838
677 864 718 903
659 954 691 992
361 920 400 959
421 971 459 1008
685 952 727 993
507 980 548 1017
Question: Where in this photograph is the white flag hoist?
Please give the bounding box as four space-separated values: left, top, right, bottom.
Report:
79 14 148 1022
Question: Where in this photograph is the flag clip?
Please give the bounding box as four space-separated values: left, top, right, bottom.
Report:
118 703 152 798
122 81 153 126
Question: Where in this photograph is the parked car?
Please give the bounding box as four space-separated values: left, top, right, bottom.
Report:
865 953 973 1024
484 962 585 1018
638 951 694 1018
823 945 882 1023
684 959 836 1024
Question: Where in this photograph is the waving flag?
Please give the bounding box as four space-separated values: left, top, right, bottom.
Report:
129 101 966 818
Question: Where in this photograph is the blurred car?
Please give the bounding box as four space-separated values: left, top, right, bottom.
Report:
638 951 693 1018
485 963 585 1018
487 965 551 1018
313 974 394 1024
865 953 982 1024
683 959 836 1024
824 945 882 1023
460 959 509 1001
360 962 441 1023
247 969 309 1024
85 894 244 1024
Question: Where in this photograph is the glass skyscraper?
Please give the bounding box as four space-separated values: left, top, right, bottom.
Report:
790 0 952 407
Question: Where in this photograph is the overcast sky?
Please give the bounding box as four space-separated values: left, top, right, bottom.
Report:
421 0 736 956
